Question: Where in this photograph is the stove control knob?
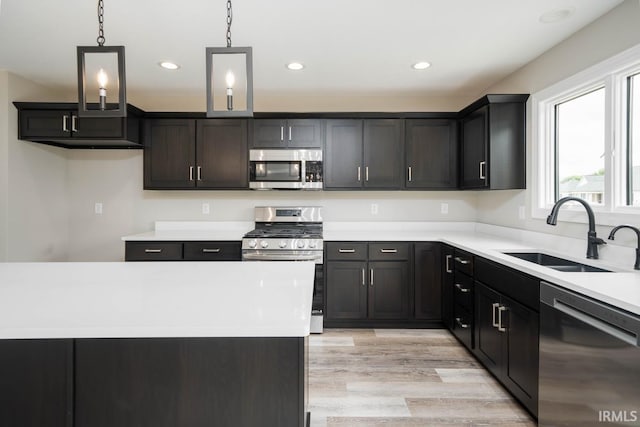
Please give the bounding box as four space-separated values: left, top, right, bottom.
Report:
260 240 269 249
248 239 257 248
297 240 306 249
279 240 287 248
309 241 317 249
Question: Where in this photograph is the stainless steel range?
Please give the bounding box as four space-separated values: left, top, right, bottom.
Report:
242 206 324 332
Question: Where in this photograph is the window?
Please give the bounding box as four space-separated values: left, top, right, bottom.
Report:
628 73 640 205
532 44 640 225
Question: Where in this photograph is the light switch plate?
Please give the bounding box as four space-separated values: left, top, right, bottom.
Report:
94 202 103 215
441 203 449 214
202 203 211 215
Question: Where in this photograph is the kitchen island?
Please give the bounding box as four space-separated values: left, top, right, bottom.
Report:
0 261 315 427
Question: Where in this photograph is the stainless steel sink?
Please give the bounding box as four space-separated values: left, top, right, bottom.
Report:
502 252 612 273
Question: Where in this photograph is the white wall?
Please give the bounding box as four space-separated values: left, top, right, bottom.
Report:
476 0 640 247
66 149 478 261
4 72 69 261
0 71 8 261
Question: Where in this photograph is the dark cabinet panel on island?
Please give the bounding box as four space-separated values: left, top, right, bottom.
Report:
324 119 403 189
251 119 323 148
0 339 73 427
14 102 143 149
125 241 241 262
405 119 458 189
144 118 248 190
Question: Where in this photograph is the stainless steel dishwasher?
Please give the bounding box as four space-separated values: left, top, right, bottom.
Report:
539 282 640 426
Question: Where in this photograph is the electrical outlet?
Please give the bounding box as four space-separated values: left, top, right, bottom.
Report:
94 202 103 215
441 203 449 214
202 203 210 215
371 203 378 215
519 206 526 220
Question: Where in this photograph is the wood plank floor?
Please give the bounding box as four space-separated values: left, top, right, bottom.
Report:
308 329 537 427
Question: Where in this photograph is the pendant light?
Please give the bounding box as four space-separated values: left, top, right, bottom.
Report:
77 0 126 117
206 0 253 117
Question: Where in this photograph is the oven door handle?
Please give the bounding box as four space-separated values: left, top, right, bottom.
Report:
242 253 322 262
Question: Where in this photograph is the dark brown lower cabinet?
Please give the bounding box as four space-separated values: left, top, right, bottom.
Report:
368 261 409 319
325 260 368 320
0 337 307 427
414 242 442 320
475 282 539 416
0 339 73 427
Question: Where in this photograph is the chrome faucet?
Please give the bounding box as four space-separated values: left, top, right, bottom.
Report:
546 197 606 259
607 225 640 270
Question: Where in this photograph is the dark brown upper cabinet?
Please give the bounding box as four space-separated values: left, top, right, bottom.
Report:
14 102 143 149
324 119 403 190
144 118 248 190
405 119 458 189
251 119 323 148
459 94 528 190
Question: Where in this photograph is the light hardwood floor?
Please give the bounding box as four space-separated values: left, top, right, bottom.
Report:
308 329 537 427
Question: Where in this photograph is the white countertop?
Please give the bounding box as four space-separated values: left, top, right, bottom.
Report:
0 261 315 339
121 221 640 315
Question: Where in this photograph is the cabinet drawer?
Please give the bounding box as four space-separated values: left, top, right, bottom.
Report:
183 242 241 261
453 249 474 275
453 303 473 350
125 242 183 261
326 242 368 260
368 242 409 260
475 257 539 311
453 274 474 311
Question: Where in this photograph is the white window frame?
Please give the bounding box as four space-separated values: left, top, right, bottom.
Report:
531 43 640 226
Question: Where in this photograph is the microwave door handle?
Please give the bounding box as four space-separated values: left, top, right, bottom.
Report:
301 160 306 184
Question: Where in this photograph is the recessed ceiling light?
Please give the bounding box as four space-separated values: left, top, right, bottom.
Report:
159 61 180 70
286 62 305 71
412 61 431 70
539 7 574 24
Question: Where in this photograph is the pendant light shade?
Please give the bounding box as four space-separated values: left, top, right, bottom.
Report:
206 46 253 117
77 45 127 117
77 0 127 117
206 0 253 117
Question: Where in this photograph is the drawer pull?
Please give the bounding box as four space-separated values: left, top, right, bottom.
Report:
492 302 500 327
380 249 398 254
370 269 374 286
455 283 471 293
454 256 470 265
445 254 452 273
455 317 470 329
202 248 221 253
362 268 365 286
144 249 162 253
497 306 508 332
338 249 356 253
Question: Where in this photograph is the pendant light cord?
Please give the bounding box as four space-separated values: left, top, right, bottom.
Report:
226 0 233 48
97 0 105 46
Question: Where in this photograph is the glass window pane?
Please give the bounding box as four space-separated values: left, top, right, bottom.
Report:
628 73 640 205
555 88 606 205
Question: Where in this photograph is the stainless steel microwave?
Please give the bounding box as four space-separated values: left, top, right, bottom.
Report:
249 149 323 190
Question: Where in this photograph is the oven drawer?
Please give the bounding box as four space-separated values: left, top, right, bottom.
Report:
368 242 409 260
184 242 241 261
326 242 368 261
125 242 183 261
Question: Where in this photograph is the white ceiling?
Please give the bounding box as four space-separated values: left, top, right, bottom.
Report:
0 0 624 104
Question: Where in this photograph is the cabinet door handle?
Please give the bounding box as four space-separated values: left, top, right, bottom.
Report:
497 305 507 332
479 161 486 180
362 268 365 286
144 249 162 253
288 126 292 141
365 166 369 182
71 115 78 132
380 249 398 254
357 166 361 182
62 115 69 132
492 302 500 327
280 126 284 142
454 256 470 265
455 283 471 293
202 248 221 253
338 249 355 253
445 254 452 273
189 166 194 181
197 166 202 181
455 317 470 329
370 269 374 286
408 167 412 182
